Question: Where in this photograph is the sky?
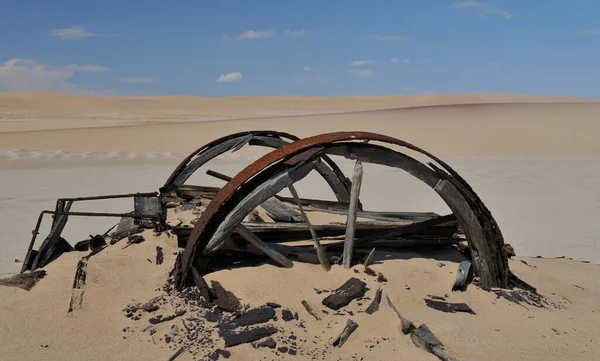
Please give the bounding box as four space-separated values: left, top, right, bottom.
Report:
1 0 599 97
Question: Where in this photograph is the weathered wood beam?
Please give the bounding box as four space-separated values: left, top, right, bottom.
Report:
332 319 359 347
322 277 367 310
234 224 294 269
287 184 331 271
343 160 363 269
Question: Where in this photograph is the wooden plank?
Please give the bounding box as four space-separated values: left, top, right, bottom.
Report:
365 287 382 314
364 248 376 268
234 224 294 269
68 258 88 313
32 201 73 270
385 294 413 334
221 307 276 329
301 300 321 321
0 270 47 291
343 160 363 269
332 319 359 347
287 184 330 271
424 299 475 315
261 198 303 223
410 324 455 361
217 239 323 265
220 326 278 348
210 280 241 312
322 277 367 310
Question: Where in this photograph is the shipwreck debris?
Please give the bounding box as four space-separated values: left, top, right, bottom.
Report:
0 270 47 291
332 319 359 347
322 277 367 310
424 299 476 315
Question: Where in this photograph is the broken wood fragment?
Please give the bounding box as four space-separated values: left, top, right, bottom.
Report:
167 347 186 361
288 184 331 271
68 258 88 313
452 260 473 292
211 281 241 312
191 267 214 303
364 247 376 268
363 266 376 277
234 224 293 269
252 336 276 349
365 288 382 314
149 309 186 324
385 294 413 334
377 272 387 283
221 326 278 348
301 300 320 321
0 270 47 291
281 309 295 321
332 319 359 347
410 324 456 361
141 296 161 312
322 277 367 310
222 307 275 328
343 160 363 269
156 246 164 265
122 234 145 249
424 299 475 315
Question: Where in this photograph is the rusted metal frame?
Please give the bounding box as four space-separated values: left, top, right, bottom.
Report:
31 201 74 271
175 132 509 289
205 158 321 254
50 192 158 228
25 209 162 272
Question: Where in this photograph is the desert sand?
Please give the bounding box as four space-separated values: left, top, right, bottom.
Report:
0 92 599 361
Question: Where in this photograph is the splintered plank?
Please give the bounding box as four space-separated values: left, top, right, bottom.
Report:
68 258 88 313
365 288 382 314
221 326 279 348
410 324 456 361
452 261 473 292
332 319 359 347
0 270 47 291
234 224 294 269
261 198 304 223
191 267 214 303
343 160 363 269
301 300 321 321
385 294 413 334
424 299 475 315
288 184 330 271
322 277 367 310
221 307 276 328
155 246 164 265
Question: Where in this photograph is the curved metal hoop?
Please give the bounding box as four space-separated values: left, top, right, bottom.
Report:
175 131 510 290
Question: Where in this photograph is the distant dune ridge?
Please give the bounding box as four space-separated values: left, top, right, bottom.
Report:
0 91 599 361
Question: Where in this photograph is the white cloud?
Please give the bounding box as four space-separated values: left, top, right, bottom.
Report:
390 58 398 64
284 29 307 38
422 59 430 63
374 35 407 41
584 29 600 35
217 72 243 83
223 29 277 41
450 1 513 19
0 58 110 91
303 66 314 71
403 59 410 64
121 77 156 83
49 25 116 39
349 69 376 78
349 60 371 66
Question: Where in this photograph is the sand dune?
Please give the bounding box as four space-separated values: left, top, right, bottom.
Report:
1 92 599 361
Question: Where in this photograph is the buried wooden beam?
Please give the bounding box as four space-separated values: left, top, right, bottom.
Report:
287 184 331 271
332 319 359 347
343 160 363 269
234 224 294 269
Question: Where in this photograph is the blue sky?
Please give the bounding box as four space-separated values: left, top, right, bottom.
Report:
1 0 599 97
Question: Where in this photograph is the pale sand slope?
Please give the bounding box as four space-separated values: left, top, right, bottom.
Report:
1 91 597 132
1 93 600 360
2 102 600 157
0 232 598 361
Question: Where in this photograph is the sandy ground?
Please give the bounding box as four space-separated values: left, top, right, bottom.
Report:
1 92 600 360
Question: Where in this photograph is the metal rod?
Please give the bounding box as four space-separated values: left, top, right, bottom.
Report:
206 169 233 183
57 191 158 202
